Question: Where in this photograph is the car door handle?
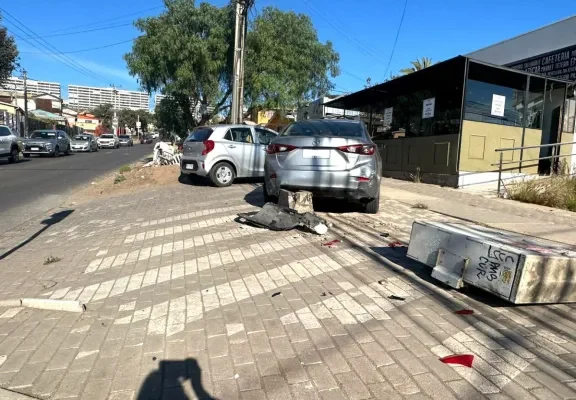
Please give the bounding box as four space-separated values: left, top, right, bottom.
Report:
228 145 236 148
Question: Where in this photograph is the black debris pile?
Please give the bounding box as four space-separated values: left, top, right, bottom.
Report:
236 203 329 235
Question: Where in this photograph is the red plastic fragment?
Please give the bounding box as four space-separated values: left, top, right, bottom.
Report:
388 241 403 248
440 354 475 368
455 309 474 315
322 240 341 248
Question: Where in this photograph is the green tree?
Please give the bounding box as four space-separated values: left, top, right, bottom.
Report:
91 103 114 128
244 7 339 110
400 57 434 75
124 1 339 129
118 109 153 133
154 96 188 136
0 13 19 86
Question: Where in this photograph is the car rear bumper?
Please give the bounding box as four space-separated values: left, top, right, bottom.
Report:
265 167 380 201
99 143 116 148
180 157 209 176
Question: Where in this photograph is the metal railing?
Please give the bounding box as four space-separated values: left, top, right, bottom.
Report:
493 141 576 196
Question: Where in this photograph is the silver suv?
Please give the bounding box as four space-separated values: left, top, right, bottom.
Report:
180 125 277 187
0 125 21 163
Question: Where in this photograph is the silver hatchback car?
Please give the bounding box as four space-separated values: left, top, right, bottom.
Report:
180 124 278 187
263 119 382 213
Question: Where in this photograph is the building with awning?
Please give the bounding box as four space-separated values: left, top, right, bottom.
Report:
325 54 575 188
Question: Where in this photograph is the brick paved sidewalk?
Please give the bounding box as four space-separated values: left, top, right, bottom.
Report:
0 180 574 400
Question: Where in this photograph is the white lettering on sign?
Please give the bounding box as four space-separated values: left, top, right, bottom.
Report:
422 98 435 119
491 94 506 117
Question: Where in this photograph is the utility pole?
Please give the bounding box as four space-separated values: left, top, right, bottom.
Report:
230 0 252 124
22 69 29 137
111 84 119 134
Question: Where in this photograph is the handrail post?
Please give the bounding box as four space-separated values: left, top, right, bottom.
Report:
497 152 503 197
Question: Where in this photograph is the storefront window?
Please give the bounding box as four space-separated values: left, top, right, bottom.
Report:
464 62 527 127
563 84 576 133
525 76 545 129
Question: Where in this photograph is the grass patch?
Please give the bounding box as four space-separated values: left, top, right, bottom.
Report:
44 255 62 265
119 165 131 174
412 202 429 210
509 175 576 211
114 174 127 184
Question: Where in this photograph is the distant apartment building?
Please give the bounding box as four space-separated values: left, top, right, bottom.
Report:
68 85 150 111
2 76 61 97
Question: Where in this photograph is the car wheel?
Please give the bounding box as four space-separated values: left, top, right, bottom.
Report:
210 162 235 187
23 154 30 158
363 191 380 214
8 147 19 164
52 146 59 157
263 179 278 203
65 145 71 156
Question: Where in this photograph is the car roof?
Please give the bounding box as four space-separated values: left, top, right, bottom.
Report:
292 119 362 125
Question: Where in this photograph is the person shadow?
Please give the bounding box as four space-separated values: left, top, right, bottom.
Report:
137 359 218 400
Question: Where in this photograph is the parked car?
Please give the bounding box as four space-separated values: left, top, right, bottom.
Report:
118 135 134 147
150 132 159 139
98 134 119 149
180 125 278 187
263 120 382 213
71 134 98 152
0 125 21 163
22 130 71 157
140 135 153 144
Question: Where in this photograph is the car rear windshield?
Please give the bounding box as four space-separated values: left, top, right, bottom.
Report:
0 127 11 137
280 121 365 138
74 135 91 140
31 131 56 139
119 135 130 139
101 134 114 139
186 128 213 142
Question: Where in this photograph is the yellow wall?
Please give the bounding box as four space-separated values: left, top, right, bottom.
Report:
459 120 541 173
0 104 17 114
375 134 459 174
76 122 98 131
251 110 274 125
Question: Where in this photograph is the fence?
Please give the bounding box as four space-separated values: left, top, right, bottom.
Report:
494 141 576 197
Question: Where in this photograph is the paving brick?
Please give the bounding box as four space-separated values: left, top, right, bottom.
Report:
32 369 66 398
270 336 295 359
207 334 229 358
8 361 46 390
367 382 403 400
290 381 319 400
293 340 323 365
348 356 384 384
446 380 486 400
335 372 371 400
248 331 271 354
333 335 363 358
390 349 428 376
213 379 240 400
254 352 280 377
210 355 234 381
529 371 576 399
417 372 457 400
278 357 308 384
262 375 291 400
53 371 89 399
307 364 338 391
530 387 563 400
236 363 261 391
80 378 112 400
0 350 32 373
241 389 267 400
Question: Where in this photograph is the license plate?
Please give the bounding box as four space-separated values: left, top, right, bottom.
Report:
186 164 196 170
31 147 39 151
302 149 330 159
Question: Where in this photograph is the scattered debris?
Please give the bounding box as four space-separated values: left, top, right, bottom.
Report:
380 233 390 238
42 280 57 290
152 357 157 361
234 374 240 379
236 203 329 235
320 292 333 297
114 175 127 184
377 279 385 285
271 292 281 297
278 190 314 213
455 309 474 315
44 255 62 265
322 240 341 248
91 182 96 185
388 295 406 301
439 354 475 368
412 202 429 210
388 241 404 248
143 142 182 167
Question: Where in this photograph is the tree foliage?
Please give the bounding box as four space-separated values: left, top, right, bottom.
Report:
124 0 339 132
90 103 152 132
400 57 434 75
154 96 188 136
0 13 19 87
244 7 339 110
91 104 114 128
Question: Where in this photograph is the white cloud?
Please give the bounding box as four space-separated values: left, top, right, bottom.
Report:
71 57 136 85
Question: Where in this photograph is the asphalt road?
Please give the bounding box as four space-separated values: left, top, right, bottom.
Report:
0 143 154 235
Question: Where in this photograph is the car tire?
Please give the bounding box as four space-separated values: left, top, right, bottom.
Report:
263 180 278 203
363 192 380 214
8 147 19 164
65 145 71 156
52 146 59 157
23 154 30 158
210 162 235 187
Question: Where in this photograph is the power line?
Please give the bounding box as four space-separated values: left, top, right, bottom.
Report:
381 0 408 81
17 22 133 40
1 8 110 84
19 38 136 55
46 6 163 35
298 0 387 65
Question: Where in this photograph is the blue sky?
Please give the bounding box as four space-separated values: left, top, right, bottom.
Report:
3 0 575 103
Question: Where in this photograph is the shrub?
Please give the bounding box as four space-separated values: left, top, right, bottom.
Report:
114 175 127 184
119 165 131 174
509 175 576 211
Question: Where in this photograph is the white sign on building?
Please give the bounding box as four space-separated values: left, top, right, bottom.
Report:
491 94 506 117
422 98 435 119
383 107 393 125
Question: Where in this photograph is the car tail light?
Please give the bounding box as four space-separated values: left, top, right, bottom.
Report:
338 144 375 155
202 140 215 155
266 144 297 154
357 177 371 182
270 173 277 179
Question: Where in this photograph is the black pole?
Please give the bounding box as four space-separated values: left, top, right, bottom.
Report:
23 69 29 137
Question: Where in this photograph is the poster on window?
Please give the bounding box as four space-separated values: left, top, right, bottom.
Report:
491 94 506 117
383 107 393 125
422 98 435 119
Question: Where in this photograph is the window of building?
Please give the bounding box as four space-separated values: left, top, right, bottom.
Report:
563 85 576 134
525 76 546 129
464 62 528 127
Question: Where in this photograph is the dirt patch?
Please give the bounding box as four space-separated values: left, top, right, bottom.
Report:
70 162 181 204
